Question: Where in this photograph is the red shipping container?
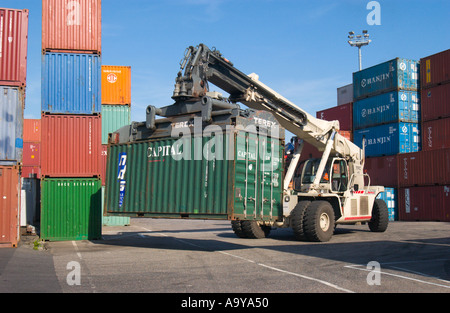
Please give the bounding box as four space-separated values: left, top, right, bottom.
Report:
398 186 450 222
23 119 41 142
398 149 450 187
422 118 450 151
42 0 101 54
0 8 29 87
420 83 450 122
101 144 107 185
420 49 450 89
316 102 353 131
364 155 399 188
0 165 20 247
22 142 40 166
41 114 101 177
21 166 41 179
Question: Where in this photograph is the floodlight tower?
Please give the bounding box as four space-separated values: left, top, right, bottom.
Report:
348 30 371 71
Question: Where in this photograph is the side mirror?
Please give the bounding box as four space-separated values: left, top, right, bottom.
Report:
354 184 359 191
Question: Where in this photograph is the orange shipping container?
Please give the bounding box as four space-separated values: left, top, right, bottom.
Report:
0 165 20 248
101 65 131 105
42 0 101 54
23 119 41 142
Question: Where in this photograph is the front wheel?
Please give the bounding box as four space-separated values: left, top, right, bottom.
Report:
369 199 389 232
303 201 335 242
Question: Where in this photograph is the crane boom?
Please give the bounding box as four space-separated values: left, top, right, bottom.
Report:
172 44 363 163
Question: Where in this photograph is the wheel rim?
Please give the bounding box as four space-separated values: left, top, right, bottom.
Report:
319 213 330 231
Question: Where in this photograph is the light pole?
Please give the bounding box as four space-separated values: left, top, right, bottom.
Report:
348 30 371 71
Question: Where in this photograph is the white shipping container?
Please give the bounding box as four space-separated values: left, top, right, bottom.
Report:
337 84 353 106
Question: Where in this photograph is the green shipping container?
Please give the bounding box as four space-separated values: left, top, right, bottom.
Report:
40 178 102 241
101 186 130 226
101 105 131 144
104 131 284 222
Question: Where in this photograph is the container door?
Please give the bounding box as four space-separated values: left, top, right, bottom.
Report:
233 132 283 222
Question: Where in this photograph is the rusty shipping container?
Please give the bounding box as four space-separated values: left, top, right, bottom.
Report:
23 119 41 142
398 186 450 222
420 83 450 122
0 165 20 247
422 118 450 151
316 102 353 131
364 155 399 188
101 65 131 105
0 8 29 87
41 114 101 178
42 0 101 54
398 148 450 187
420 49 450 89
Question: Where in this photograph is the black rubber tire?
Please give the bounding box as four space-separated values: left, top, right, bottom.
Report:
290 200 311 241
241 220 271 239
368 199 389 232
303 201 335 242
231 220 247 238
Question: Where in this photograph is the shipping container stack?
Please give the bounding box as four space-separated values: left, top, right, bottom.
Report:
0 8 29 247
396 49 450 222
40 0 103 241
351 58 421 221
100 65 131 226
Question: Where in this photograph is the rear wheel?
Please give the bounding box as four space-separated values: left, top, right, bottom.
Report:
369 199 389 232
290 200 311 241
303 201 335 242
241 220 271 239
231 220 247 238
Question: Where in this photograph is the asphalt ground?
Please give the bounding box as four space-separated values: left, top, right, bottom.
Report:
0 219 449 300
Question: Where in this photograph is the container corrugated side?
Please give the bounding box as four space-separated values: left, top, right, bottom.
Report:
376 187 397 221
353 58 419 100
101 105 131 144
41 114 101 177
104 132 284 222
0 86 24 165
422 118 450 151
0 165 20 247
398 149 450 187
353 90 420 129
0 8 29 87
42 52 101 115
23 119 41 142
353 122 420 157
398 186 450 222
42 0 101 54
316 102 353 131
364 155 399 188
21 166 41 179
420 83 450 122
101 66 131 105
101 186 130 226
40 178 102 241
420 49 450 89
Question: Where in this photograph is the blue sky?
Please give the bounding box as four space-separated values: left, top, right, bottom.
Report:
3 0 450 126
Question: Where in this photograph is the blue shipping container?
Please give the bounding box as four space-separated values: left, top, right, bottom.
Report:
354 122 420 157
0 86 24 165
42 53 101 114
353 90 420 129
376 187 397 221
353 58 419 101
